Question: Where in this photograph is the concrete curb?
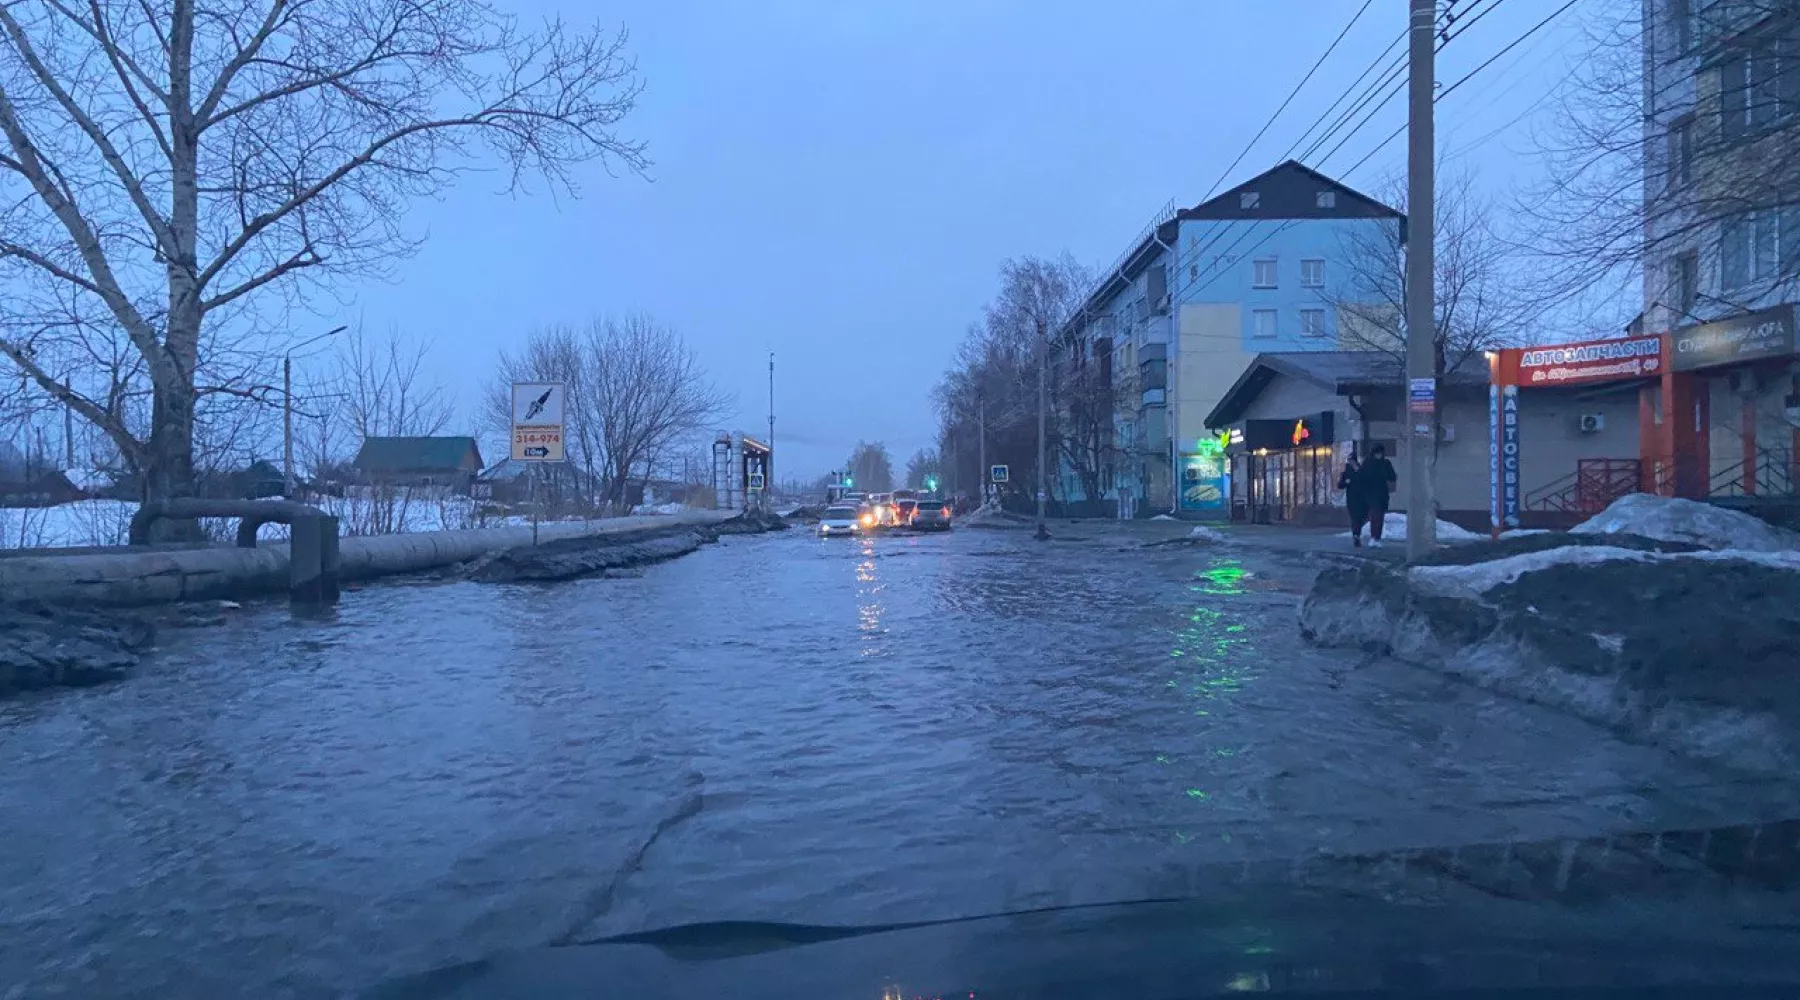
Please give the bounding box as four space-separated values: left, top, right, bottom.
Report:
0 511 736 607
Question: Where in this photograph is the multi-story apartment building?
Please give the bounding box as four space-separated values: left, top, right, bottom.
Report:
1642 0 1800 498
1058 161 1404 514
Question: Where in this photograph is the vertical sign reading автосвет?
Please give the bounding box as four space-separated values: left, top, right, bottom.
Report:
1489 384 1501 533
1500 385 1521 529
511 382 567 462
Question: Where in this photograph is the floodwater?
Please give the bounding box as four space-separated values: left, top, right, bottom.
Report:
1 525 1794 997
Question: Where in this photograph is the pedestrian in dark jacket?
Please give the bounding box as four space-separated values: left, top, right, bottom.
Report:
1359 444 1398 547
1337 453 1368 546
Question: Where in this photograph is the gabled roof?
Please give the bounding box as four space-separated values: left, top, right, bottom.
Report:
354 435 483 472
1178 160 1403 224
1205 351 1488 429
1069 161 1404 325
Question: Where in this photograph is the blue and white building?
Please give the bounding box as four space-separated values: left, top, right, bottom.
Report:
1059 160 1404 514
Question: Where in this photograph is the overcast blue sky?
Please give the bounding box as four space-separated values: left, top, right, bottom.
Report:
321 0 1590 480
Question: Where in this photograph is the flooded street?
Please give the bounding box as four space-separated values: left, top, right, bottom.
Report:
2 527 1793 998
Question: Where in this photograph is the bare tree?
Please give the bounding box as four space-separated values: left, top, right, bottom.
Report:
1520 0 1800 331
585 316 729 511
903 447 939 489
1329 172 1534 382
332 325 454 442
845 441 894 494
0 0 647 527
934 254 1093 504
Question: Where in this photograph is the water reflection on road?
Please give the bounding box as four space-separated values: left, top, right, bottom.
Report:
0 526 1792 998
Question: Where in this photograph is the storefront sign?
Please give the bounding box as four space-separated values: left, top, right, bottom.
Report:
1506 335 1663 386
1488 385 1501 532
1499 385 1521 528
1243 412 1335 451
1671 304 1796 372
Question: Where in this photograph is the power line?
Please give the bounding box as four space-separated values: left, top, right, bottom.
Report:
1333 0 1584 183
1198 0 1378 203
1177 0 1584 307
1176 6 1469 304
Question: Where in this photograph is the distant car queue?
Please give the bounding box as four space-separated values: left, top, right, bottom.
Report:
816 488 953 537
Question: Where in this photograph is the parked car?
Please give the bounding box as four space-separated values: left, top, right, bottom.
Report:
911 499 952 531
817 505 865 537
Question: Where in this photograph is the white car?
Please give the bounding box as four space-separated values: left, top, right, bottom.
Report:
817 505 866 537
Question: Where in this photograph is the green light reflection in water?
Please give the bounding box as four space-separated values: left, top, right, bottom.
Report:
1164 557 1257 839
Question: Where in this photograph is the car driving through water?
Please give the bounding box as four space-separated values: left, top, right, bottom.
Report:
816 505 866 536
909 499 951 530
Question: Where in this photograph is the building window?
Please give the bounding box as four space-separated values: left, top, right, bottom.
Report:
1670 0 1691 52
1316 191 1336 209
1240 191 1261 210
1300 308 1326 338
1253 258 1278 288
1720 45 1792 141
1720 211 1779 289
1252 309 1278 338
1667 116 1693 188
1300 258 1325 287
1670 249 1699 315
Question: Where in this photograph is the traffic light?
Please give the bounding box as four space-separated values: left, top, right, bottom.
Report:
845 475 853 487
925 476 938 492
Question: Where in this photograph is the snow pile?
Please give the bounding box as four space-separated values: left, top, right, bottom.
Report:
1414 544 1800 595
1572 492 1799 552
1189 526 1227 542
1344 512 1484 542
629 502 687 516
1149 513 1178 522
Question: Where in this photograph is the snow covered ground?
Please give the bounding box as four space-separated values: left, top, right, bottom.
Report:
1343 512 1484 542
0 500 138 549
0 494 688 550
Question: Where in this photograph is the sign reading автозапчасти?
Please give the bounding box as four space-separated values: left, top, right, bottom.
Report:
1516 335 1662 385
1673 304 1797 372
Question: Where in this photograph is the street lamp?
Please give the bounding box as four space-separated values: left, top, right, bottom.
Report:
285 326 346 496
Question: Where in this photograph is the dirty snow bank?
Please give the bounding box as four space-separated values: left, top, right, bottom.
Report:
1572 492 1799 552
1412 544 1800 595
1301 537 1800 774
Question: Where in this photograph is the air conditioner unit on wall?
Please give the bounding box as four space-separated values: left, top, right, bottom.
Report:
1578 413 1605 433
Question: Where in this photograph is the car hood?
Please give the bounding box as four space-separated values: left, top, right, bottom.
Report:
367 875 1800 999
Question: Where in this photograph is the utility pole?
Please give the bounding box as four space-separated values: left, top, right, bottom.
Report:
977 389 987 508
767 352 775 507
63 402 74 468
283 354 295 497
1034 320 1050 541
1404 0 1438 560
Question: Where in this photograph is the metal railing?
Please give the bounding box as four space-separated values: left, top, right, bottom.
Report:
1709 446 1796 498
1524 459 1641 514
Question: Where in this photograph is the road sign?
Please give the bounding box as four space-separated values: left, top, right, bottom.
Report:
990 464 1009 483
1035 490 1046 502
748 472 765 491
511 382 566 462
1408 377 1436 414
